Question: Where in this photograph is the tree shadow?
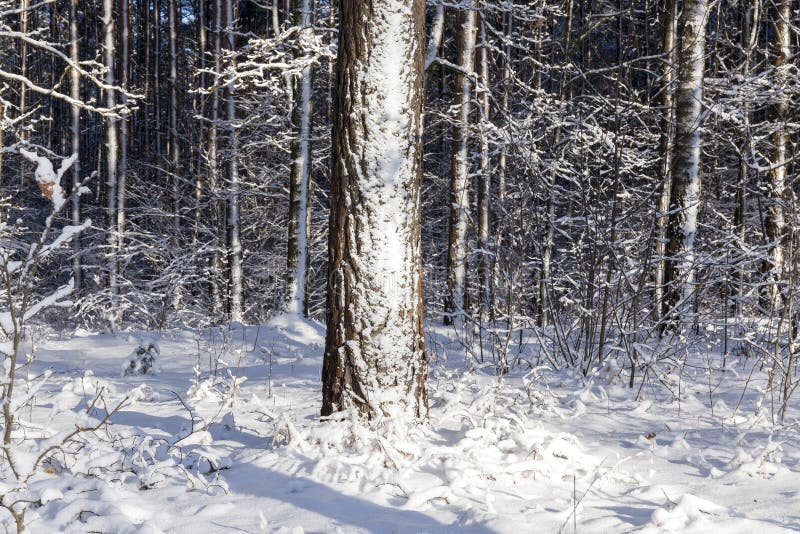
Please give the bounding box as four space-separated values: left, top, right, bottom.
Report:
226 463 495 533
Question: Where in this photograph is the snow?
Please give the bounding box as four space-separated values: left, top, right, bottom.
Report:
18 149 75 211
2 315 799 532
327 0 426 416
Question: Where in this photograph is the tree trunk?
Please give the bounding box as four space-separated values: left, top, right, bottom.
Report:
662 0 707 329
224 0 243 322
285 0 314 316
761 0 791 311
69 0 82 290
117 0 130 314
445 4 476 325
321 0 428 419
734 0 760 317
653 0 678 322
477 18 491 320
169 0 181 232
209 0 223 317
103 0 120 328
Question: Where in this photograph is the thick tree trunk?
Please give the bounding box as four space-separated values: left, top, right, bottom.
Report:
653 0 678 322
445 4 476 325
285 0 314 316
224 0 243 322
662 0 707 329
322 0 428 419
761 0 791 311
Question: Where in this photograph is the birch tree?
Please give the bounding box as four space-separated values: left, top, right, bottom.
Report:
321 0 428 419
285 0 315 316
444 3 476 325
761 0 792 310
662 0 708 328
103 0 121 328
224 0 243 322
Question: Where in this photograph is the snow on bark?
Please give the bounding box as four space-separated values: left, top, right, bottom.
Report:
286 0 314 317
445 4 476 324
18 149 73 210
653 0 678 321
322 0 428 419
761 0 791 310
662 0 707 329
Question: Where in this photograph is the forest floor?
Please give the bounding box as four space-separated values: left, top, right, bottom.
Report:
10 314 800 533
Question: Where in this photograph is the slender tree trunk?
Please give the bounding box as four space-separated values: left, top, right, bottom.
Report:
734 0 760 317
168 0 181 232
69 0 82 290
653 0 678 322
477 18 491 320
154 0 162 163
224 0 243 322
194 0 207 244
285 0 314 316
321 0 428 419
117 0 130 313
662 0 708 329
209 0 223 317
103 0 120 328
761 0 791 311
18 0 29 170
424 2 445 71
445 4 476 325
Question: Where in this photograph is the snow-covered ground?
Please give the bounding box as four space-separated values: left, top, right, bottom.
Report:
7 315 800 533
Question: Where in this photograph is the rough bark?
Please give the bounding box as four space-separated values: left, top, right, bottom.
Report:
322 0 428 419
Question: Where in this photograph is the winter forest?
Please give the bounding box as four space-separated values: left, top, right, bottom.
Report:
0 0 799 531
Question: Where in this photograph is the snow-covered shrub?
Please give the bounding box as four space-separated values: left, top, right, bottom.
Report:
0 150 97 532
122 342 160 376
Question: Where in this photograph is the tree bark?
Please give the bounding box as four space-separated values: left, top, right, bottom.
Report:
286 0 314 316
477 17 491 320
653 0 678 322
761 0 791 311
662 0 707 329
444 3 476 325
224 0 243 322
169 0 181 232
103 0 120 328
69 0 82 290
322 0 428 419
117 0 130 312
